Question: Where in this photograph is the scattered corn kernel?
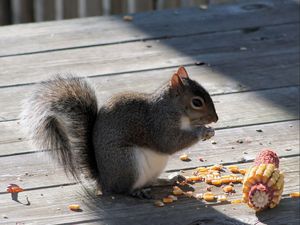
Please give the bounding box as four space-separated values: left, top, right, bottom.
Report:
172 186 184 196
289 192 300 198
195 193 203 199
197 167 208 173
154 200 165 207
163 197 174 203
68 204 81 211
209 164 223 171
231 199 242 204
217 195 228 202
223 185 234 193
227 165 240 173
179 154 190 161
186 176 202 182
168 195 178 201
203 192 216 202
211 179 222 186
239 169 247 175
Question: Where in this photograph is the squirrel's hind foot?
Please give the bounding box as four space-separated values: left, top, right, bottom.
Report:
130 188 152 199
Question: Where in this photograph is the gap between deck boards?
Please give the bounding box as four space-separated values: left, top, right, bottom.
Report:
0 21 298 59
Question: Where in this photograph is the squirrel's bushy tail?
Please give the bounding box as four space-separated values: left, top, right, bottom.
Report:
21 76 98 182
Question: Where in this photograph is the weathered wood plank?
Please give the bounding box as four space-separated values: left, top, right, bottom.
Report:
0 85 298 154
0 22 298 88
0 0 298 57
0 157 298 225
0 120 298 190
0 51 298 121
1 47 299 117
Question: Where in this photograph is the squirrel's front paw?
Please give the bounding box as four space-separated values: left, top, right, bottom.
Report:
201 127 215 141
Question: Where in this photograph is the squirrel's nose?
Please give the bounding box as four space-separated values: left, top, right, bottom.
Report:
213 114 219 123
210 114 218 123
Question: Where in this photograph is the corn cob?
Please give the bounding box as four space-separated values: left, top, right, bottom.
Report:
242 149 284 211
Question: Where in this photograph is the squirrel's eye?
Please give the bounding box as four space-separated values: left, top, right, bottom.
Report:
191 97 204 109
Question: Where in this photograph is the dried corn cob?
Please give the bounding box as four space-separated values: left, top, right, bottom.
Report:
242 149 284 211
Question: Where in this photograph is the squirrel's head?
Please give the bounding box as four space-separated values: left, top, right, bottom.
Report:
170 66 218 125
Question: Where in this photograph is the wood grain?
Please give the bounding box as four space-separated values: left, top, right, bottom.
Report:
0 121 298 189
0 157 298 225
0 22 298 88
0 51 298 121
0 0 298 57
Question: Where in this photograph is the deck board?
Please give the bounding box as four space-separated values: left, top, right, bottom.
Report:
0 0 299 57
1 87 299 155
0 0 299 224
0 51 299 121
0 157 299 225
1 120 298 193
0 22 299 87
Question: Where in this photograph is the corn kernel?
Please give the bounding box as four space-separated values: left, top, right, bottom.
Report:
68 204 81 211
227 165 239 173
223 185 234 193
172 186 184 196
163 197 173 203
211 179 222 186
179 154 190 161
203 192 216 202
197 167 208 173
239 169 247 175
209 164 223 171
186 176 202 182
217 195 228 202
289 192 300 198
154 200 165 207
231 199 242 204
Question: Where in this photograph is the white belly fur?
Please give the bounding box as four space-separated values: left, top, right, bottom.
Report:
133 147 169 190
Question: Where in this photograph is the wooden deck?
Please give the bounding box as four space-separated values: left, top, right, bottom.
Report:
0 0 299 224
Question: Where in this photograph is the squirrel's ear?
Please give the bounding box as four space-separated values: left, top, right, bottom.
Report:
177 66 189 79
170 73 184 93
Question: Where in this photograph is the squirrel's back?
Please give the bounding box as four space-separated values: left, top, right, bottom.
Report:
21 76 98 181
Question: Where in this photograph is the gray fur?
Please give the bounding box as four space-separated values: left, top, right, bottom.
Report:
21 76 98 181
21 70 218 195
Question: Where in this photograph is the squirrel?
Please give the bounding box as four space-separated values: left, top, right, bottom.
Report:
21 66 218 198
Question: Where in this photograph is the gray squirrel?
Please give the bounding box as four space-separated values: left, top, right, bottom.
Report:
21 66 218 198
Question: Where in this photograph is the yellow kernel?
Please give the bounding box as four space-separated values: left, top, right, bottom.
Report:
229 168 240 173
239 169 247 175
197 167 208 172
172 186 184 196
154 200 165 207
223 185 234 193
230 199 242 204
217 195 228 202
290 192 300 198
162 197 174 203
209 164 223 171
227 165 239 170
68 204 81 211
186 176 202 182
179 154 190 161
168 195 178 201
221 178 231 184
203 192 216 202
211 179 222 186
